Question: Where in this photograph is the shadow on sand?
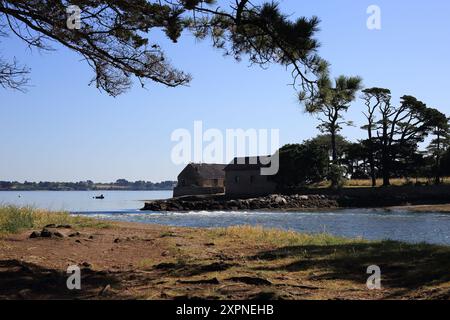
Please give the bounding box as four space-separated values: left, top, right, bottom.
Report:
249 240 450 298
0 260 121 299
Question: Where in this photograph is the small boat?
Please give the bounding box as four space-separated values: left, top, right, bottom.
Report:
94 194 105 199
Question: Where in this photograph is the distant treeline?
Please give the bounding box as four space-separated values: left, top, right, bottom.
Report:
0 179 176 191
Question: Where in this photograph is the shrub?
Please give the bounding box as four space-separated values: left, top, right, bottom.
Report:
0 205 110 234
0 206 34 233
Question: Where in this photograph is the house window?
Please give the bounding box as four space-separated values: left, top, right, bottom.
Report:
234 176 240 184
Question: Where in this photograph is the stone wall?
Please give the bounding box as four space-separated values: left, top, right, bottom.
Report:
225 169 277 197
284 185 450 207
143 194 338 212
173 186 224 198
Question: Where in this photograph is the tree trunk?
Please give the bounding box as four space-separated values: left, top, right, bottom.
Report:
381 150 391 186
330 129 339 188
369 154 376 187
366 126 376 187
331 130 337 164
381 118 391 187
435 133 441 185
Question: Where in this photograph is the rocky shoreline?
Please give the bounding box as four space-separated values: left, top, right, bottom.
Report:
141 194 339 212
141 185 450 212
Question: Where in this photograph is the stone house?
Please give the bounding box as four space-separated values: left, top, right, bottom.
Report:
173 163 226 197
224 156 277 197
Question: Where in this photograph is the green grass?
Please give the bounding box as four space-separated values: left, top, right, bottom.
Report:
310 177 450 188
209 225 367 247
0 205 110 235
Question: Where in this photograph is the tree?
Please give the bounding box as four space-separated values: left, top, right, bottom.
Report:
0 1 327 98
115 179 129 186
440 148 450 177
372 95 436 186
361 87 391 186
308 133 351 162
426 109 449 184
274 140 328 188
305 75 363 187
343 141 369 179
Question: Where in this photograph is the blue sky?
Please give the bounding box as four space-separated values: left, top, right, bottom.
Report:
1 0 449 182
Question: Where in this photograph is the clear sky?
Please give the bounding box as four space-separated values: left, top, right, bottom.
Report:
1 0 449 182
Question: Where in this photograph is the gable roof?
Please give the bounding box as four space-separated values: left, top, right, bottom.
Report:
224 156 272 171
178 163 226 180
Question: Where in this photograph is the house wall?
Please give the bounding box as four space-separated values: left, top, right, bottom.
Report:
177 166 225 188
199 178 224 188
177 166 199 187
175 165 225 197
225 169 277 197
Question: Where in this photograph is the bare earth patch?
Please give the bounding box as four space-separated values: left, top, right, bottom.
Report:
0 222 449 300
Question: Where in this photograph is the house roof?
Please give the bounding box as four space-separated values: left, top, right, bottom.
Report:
224 156 272 171
179 163 226 180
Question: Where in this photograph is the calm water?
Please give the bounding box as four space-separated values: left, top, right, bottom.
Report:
0 190 171 212
1 191 449 245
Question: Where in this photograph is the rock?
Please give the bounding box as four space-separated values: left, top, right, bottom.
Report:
113 238 120 243
81 261 92 268
31 225 74 239
52 231 65 238
99 284 111 296
274 196 287 205
141 192 335 212
29 231 41 239
57 224 72 229
40 228 53 238
68 232 81 237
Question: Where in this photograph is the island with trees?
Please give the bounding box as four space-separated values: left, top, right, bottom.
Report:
0 180 176 191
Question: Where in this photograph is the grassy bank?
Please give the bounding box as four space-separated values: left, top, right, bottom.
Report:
0 205 110 235
311 177 450 188
0 206 449 299
147 226 450 299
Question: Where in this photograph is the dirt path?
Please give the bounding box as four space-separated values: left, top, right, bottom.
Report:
0 222 449 300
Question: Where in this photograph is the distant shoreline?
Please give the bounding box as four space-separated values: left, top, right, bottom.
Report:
0 180 176 192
